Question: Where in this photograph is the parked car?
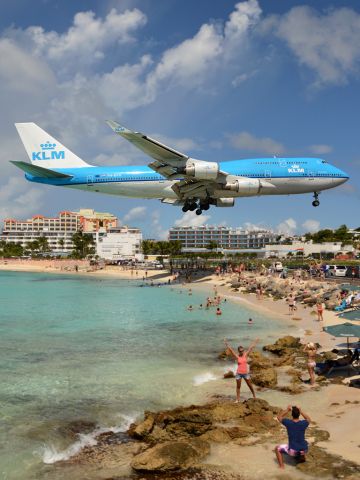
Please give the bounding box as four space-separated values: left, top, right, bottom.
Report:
272 261 283 272
328 265 347 277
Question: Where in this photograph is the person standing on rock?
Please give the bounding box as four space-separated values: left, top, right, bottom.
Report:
223 337 259 402
275 405 311 469
303 343 317 385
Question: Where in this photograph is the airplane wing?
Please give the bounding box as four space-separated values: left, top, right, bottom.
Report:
106 121 230 202
106 120 188 178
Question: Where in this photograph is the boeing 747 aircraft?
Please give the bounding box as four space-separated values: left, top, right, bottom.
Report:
12 122 349 215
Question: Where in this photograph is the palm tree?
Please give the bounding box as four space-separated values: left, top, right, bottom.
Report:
71 231 95 258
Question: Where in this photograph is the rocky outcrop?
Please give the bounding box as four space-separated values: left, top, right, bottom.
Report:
128 398 282 473
263 335 301 356
131 438 210 472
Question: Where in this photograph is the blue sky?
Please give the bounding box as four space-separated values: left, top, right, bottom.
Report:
0 0 359 238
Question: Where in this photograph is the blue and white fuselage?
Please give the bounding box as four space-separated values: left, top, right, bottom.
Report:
12 122 349 214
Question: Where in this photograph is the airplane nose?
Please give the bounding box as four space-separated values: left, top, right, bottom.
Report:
334 168 349 185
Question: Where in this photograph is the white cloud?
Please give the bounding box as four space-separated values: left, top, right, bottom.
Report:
150 211 168 240
174 211 211 228
277 218 297 235
9 8 147 75
302 219 320 233
0 177 44 220
243 221 269 231
308 144 332 154
123 206 147 222
266 5 360 87
231 69 258 87
228 131 285 155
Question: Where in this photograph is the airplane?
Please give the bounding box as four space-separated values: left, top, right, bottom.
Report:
12 122 349 215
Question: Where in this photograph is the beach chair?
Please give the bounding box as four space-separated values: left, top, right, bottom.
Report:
316 350 360 376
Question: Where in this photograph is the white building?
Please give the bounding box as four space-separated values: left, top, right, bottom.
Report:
264 242 355 258
169 225 278 251
96 226 143 261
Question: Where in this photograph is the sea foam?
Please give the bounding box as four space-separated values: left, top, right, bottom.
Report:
40 413 138 464
193 372 217 386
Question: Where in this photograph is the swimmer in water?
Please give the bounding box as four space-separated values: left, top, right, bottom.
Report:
248 318 253 325
216 307 222 316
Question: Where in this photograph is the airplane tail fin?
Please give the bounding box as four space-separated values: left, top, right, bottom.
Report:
14 122 92 169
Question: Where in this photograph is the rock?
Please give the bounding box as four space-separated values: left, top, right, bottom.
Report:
130 439 210 472
224 370 235 378
249 351 273 369
263 336 301 356
129 414 155 439
199 427 231 443
251 367 277 388
296 445 360 478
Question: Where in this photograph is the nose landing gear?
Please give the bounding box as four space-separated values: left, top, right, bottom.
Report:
312 192 320 207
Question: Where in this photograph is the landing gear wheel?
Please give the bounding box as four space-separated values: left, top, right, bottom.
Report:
182 205 189 212
200 202 210 211
189 203 197 211
195 208 202 216
312 192 320 207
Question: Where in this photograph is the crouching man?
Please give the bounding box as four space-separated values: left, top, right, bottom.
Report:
275 405 311 468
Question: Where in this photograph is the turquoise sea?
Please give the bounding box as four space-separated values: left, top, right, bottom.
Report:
0 271 285 479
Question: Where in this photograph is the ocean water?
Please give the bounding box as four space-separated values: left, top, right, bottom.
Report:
0 271 285 479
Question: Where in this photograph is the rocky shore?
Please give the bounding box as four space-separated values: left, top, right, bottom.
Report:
53 335 359 480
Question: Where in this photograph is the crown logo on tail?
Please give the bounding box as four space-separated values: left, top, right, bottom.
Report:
40 141 56 150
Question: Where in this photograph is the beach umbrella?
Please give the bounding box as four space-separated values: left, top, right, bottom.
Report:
339 309 360 322
324 322 360 349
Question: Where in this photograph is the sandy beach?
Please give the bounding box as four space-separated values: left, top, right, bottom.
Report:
1 260 359 479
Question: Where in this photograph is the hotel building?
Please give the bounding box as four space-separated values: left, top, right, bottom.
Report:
1 209 118 254
168 225 278 251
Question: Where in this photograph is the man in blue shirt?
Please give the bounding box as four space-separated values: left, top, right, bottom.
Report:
275 405 311 469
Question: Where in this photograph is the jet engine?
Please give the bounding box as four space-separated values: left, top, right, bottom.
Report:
182 159 219 180
214 198 235 207
224 178 261 196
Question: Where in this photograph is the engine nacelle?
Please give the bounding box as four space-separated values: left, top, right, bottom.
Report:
214 198 235 207
224 178 261 196
184 159 219 180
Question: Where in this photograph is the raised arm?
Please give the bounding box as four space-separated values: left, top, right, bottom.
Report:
223 338 238 360
246 337 259 355
277 405 291 423
298 407 311 423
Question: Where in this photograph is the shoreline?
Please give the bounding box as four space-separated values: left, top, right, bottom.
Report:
2 264 359 478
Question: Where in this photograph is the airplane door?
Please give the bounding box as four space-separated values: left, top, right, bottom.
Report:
87 175 94 185
265 170 272 179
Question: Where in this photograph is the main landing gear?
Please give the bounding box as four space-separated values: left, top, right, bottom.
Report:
312 192 320 207
182 199 210 215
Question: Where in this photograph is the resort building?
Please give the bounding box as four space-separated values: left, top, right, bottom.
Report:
169 225 279 252
78 208 117 233
0 209 119 254
96 226 143 261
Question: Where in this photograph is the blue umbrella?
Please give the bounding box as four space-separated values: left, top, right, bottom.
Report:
324 322 360 349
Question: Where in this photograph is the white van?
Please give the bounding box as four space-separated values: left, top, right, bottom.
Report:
328 265 347 277
272 261 283 272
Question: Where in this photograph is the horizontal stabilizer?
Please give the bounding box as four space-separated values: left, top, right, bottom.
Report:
11 161 73 179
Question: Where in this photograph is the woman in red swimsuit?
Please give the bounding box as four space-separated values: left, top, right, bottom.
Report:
224 337 259 402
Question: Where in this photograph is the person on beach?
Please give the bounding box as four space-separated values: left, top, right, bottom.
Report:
216 307 222 316
303 343 317 385
223 337 259 402
248 317 253 325
287 294 295 314
316 301 324 323
275 405 311 468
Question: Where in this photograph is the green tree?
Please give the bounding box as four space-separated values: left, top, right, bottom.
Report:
206 241 218 252
71 231 95 258
37 236 50 253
